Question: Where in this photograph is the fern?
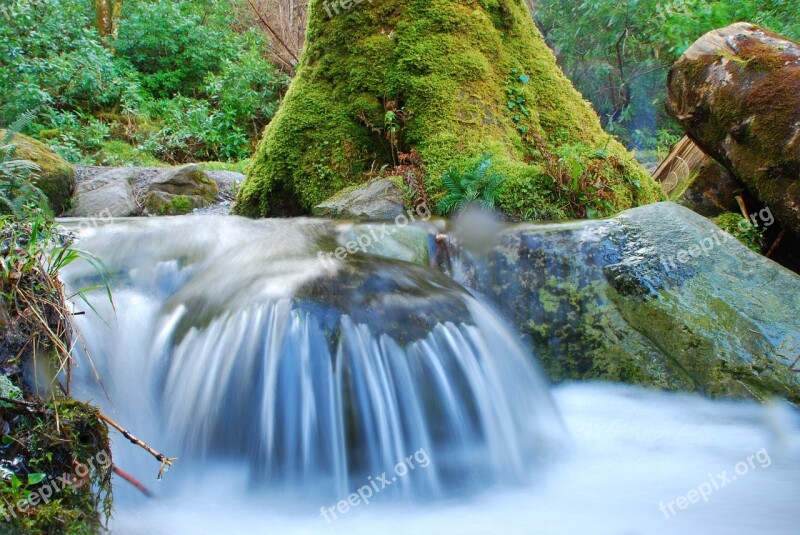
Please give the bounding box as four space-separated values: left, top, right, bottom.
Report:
436 154 507 216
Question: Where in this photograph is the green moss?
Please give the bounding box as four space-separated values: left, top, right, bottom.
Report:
611 286 800 404
236 0 663 218
170 195 192 215
1 130 75 215
199 159 252 174
185 170 218 203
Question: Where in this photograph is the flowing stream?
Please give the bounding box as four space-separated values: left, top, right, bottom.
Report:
61 215 800 535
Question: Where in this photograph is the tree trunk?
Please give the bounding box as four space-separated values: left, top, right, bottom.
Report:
236 0 660 218
666 22 800 235
95 0 123 38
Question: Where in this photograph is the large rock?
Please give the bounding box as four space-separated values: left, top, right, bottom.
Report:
313 178 407 219
449 202 800 403
2 130 75 214
70 168 137 218
652 136 745 216
145 164 218 215
666 23 800 235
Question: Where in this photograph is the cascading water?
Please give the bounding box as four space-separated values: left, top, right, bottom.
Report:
60 215 800 535
63 216 566 504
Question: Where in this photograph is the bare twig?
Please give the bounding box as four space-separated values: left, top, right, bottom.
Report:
765 228 787 259
0 395 38 408
247 0 300 67
97 412 178 479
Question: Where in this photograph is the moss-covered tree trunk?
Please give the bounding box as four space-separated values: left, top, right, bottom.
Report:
236 0 661 218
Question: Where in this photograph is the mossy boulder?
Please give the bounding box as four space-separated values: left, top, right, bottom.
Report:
451 202 800 403
144 164 219 215
667 23 800 236
1 130 75 215
236 0 662 218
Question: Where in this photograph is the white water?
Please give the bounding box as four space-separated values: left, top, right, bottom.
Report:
61 216 800 534
104 383 800 535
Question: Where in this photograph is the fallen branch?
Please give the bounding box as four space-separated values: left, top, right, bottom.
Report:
97 412 178 480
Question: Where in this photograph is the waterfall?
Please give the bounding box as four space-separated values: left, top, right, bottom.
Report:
63 215 566 501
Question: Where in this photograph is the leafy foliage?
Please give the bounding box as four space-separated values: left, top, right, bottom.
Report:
714 212 765 253
535 0 800 154
0 0 287 165
437 155 507 216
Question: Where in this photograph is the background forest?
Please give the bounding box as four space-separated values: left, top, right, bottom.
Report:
1 0 798 168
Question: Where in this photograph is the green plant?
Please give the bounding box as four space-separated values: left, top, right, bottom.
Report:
506 69 532 135
37 110 111 164
714 212 765 253
437 155 507 216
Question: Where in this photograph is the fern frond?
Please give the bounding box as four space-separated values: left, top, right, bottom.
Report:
2 109 38 146
473 154 492 180
441 167 462 195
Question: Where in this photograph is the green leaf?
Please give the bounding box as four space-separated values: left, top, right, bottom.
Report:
27 473 46 485
519 74 530 84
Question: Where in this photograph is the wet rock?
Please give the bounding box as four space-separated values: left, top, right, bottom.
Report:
449 202 800 403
